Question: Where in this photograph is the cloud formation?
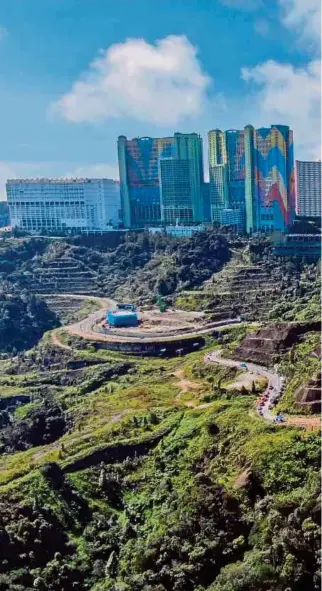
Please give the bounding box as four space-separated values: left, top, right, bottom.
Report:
53 35 210 126
242 59 321 159
278 0 321 52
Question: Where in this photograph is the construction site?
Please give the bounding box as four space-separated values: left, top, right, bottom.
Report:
60 296 241 356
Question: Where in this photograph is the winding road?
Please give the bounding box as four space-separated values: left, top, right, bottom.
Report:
46 295 319 431
205 349 320 430
205 349 281 421
47 294 244 345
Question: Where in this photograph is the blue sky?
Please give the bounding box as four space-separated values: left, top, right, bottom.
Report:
0 0 320 197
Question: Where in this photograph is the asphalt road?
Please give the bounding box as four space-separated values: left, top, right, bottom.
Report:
46 294 244 344
204 349 284 422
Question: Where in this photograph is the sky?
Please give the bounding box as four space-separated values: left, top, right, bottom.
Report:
0 0 320 198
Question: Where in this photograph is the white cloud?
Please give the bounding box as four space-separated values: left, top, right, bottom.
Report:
239 0 321 160
241 59 321 159
52 35 211 126
278 0 321 52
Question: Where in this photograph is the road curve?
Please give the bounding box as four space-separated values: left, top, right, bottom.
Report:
46 296 319 430
45 294 245 345
204 349 282 422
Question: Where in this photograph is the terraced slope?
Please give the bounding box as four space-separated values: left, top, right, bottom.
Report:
27 255 99 295
177 248 320 323
177 250 277 320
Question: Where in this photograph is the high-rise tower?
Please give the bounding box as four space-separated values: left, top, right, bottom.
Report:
158 132 205 224
208 129 245 229
244 125 295 233
208 124 295 233
295 160 321 218
117 135 174 228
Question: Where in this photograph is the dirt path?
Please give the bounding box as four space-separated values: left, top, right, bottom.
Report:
286 416 321 430
226 370 264 390
172 369 204 408
49 295 116 349
51 330 72 350
173 369 203 394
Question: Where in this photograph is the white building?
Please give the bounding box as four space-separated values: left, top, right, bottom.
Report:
295 161 321 218
149 224 206 238
6 178 121 233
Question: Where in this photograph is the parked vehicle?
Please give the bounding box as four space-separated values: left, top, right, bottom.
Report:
274 413 285 423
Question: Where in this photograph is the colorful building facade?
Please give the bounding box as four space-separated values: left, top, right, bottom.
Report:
118 135 174 227
209 125 295 233
208 129 245 229
245 124 295 233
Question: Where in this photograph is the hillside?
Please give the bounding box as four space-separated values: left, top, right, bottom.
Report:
0 231 319 591
0 321 318 590
0 232 319 324
0 230 231 300
0 282 59 354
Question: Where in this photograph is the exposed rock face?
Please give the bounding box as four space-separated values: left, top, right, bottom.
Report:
295 372 322 413
233 321 320 365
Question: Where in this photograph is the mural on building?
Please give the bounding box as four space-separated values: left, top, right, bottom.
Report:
246 125 295 232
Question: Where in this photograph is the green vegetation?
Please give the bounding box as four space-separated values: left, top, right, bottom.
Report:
0 232 319 590
0 325 318 590
0 232 319 324
0 282 59 354
277 332 321 415
0 230 230 303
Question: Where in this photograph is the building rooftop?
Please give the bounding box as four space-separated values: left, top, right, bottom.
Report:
6 178 119 184
110 310 138 316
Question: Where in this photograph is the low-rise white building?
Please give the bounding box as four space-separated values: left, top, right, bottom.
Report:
149 224 206 238
6 178 121 233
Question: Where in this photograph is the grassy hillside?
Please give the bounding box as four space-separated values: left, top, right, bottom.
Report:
0 326 319 591
0 232 319 590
